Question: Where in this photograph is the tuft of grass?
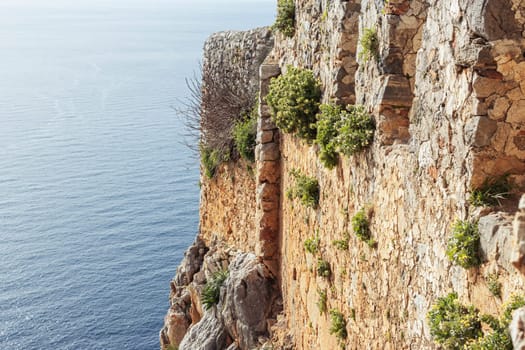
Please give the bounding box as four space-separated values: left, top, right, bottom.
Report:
446 220 481 269
329 309 348 340
317 289 327 314
486 273 502 298
469 175 511 207
359 27 379 62
201 270 229 310
273 0 295 38
266 66 322 141
200 146 226 179
233 105 257 162
332 239 349 250
427 292 482 350
287 169 320 208
317 259 331 278
304 234 320 254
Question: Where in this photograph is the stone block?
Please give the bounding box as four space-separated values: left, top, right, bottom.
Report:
507 100 525 124
465 116 498 147
488 96 510 120
376 110 410 145
257 161 281 184
259 114 277 130
514 134 525 151
257 129 274 144
257 182 280 203
260 64 281 80
259 210 279 234
260 142 280 161
479 213 514 268
377 75 413 108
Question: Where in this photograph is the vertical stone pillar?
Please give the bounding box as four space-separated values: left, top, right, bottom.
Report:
255 61 281 278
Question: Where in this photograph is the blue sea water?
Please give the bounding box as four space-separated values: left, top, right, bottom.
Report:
0 1 274 349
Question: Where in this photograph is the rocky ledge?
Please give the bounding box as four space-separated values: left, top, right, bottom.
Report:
160 238 281 350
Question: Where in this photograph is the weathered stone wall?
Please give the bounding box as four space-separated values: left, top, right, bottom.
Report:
267 0 525 349
199 161 257 251
199 27 274 251
162 1 525 349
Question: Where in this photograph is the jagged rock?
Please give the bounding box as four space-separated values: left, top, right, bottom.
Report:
174 237 208 286
479 212 515 269
219 253 277 350
511 307 525 350
160 238 209 349
178 311 228 350
513 195 525 274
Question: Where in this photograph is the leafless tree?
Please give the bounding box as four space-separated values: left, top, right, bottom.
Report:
173 61 256 159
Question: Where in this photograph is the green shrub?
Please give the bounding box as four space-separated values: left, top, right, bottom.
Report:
359 27 379 62
429 294 525 350
316 104 340 168
317 259 331 278
469 295 525 349
304 234 320 254
266 66 322 141
200 146 225 179
201 270 229 310
273 0 295 37
469 175 511 207
427 293 482 350
316 104 374 168
352 208 375 247
317 289 327 314
329 309 348 340
486 273 502 298
446 220 481 269
287 169 320 208
501 294 525 325
233 106 257 162
335 105 375 156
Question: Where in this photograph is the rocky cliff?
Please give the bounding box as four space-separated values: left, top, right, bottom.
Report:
161 1 525 349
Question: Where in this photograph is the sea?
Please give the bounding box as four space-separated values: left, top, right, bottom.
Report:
0 1 274 349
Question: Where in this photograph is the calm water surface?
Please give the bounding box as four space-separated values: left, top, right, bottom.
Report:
0 1 274 349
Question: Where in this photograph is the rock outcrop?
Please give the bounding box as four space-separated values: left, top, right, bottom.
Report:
161 1 525 349
161 242 279 350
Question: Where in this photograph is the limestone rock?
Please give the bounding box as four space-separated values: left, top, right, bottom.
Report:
178 311 228 350
219 253 277 349
511 307 525 350
465 116 498 147
513 195 525 274
174 237 208 286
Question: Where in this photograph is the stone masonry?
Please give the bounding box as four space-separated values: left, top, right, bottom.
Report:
162 1 525 349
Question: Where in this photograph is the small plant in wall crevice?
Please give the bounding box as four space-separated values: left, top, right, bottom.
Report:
469 174 511 207
359 27 379 62
446 219 481 269
329 309 348 341
317 259 331 278
351 207 376 248
201 269 229 310
286 169 320 208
